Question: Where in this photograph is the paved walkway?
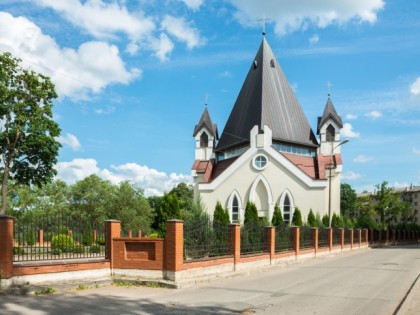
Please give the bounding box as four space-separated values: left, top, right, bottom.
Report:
1 245 420 315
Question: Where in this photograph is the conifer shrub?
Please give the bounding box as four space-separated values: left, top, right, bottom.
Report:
51 234 74 253
291 207 303 226
244 201 259 225
271 204 284 226
307 209 316 227
213 201 230 226
322 214 329 227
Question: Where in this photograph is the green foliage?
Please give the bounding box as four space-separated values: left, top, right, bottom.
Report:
148 233 159 238
51 234 74 253
0 52 61 215
307 209 316 227
27 231 35 246
169 182 194 213
322 214 329 227
71 245 85 254
82 229 94 246
244 201 259 225
291 207 303 226
340 183 357 217
213 201 230 226
96 236 105 246
153 193 181 237
13 246 25 255
315 212 323 228
331 213 341 228
271 204 284 226
89 245 102 254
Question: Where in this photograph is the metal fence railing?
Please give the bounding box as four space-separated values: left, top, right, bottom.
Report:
275 224 293 253
13 213 105 262
240 222 268 255
300 226 314 250
332 228 341 246
184 216 231 261
318 227 329 248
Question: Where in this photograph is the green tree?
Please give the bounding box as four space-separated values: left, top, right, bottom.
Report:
154 193 181 236
69 175 113 227
375 181 393 227
0 52 61 215
213 201 230 226
322 213 329 227
271 204 284 226
169 182 194 213
291 207 303 226
307 209 316 227
341 183 357 217
108 181 153 235
244 201 259 225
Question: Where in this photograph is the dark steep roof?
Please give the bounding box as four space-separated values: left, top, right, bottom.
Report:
216 38 318 152
193 106 218 138
317 97 343 134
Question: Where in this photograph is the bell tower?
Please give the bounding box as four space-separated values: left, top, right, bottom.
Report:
317 96 343 156
193 106 218 161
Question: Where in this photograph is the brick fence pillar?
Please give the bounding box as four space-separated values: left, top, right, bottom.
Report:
38 229 44 246
327 228 333 251
105 220 121 268
293 227 300 256
128 230 132 238
265 226 275 262
165 220 184 272
229 224 241 267
137 230 142 238
364 229 369 245
350 229 354 249
0 215 14 279
312 228 318 254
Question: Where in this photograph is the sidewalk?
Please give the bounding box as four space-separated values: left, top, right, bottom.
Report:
397 274 420 315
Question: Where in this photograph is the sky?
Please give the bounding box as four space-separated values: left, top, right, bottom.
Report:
0 0 419 196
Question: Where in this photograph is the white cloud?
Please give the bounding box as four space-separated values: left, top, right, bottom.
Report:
413 147 420 155
410 77 420 95
365 110 382 119
33 0 154 50
229 0 384 36
0 12 140 100
341 123 360 138
58 133 82 151
219 70 232 78
345 114 358 120
56 159 192 196
353 155 374 163
309 34 319 45
151 33 175 62
180 0 204 11
161 15 205 49
342 171 362 180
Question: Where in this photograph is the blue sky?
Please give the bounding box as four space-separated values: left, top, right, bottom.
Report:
0 0 419 195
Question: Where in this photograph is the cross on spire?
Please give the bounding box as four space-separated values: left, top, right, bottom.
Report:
326 81 333 97
204 92 209 106
257 14 271 36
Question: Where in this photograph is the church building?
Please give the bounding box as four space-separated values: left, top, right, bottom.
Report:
192 36 345 224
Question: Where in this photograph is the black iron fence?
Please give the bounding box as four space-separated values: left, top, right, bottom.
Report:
332 228 341 246
240 222 268 255
184 216 231 261
275 224 294 252
344 229 352 245
13 213 105 262
300 226 314 250
318 227 329 248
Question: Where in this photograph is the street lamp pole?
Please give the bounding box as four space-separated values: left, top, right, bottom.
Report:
328 139 349 228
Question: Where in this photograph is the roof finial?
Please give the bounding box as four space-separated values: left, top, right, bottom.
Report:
204 92 209 107
326 81 333 97
257 14 271 36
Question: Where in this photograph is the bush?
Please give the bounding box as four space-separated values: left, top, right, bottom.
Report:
82 230 94 246
322 214 329 227
96 236 106 245
71 245 85 254
27 231 35 246
307 209 316 227
13 246 25 255
51 234 74 253
213 201 230 226
291 207 303 226
89 245 102 254
148 233 159 238
271 204 284 226
244 201 259 225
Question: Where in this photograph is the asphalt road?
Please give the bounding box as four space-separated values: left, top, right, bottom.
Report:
1 245 420 315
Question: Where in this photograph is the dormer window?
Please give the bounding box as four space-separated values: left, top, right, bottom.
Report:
326 124 335 141
200 132 208 147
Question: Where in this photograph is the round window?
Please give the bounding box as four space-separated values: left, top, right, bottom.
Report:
253 154 268 170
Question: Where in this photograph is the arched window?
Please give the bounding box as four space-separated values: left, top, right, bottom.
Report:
283 195 291 224
200 132 208 147
232 196 239 223
326 124 335 142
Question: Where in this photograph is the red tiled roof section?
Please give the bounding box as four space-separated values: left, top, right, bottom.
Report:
281 153 319 179
211 157 239 181
191 160 215 183
316 153 342 180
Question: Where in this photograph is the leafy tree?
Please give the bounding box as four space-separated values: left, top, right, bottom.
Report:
340 183 357 217
291 207 303 226
213 201 229 226
108 181 153 235
154 193 181 236
375 181 393 227
307 209 316 227
271 204 284 226
69 175 113 227
0 52 61 215
169 182 194 212
244 201 259 225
